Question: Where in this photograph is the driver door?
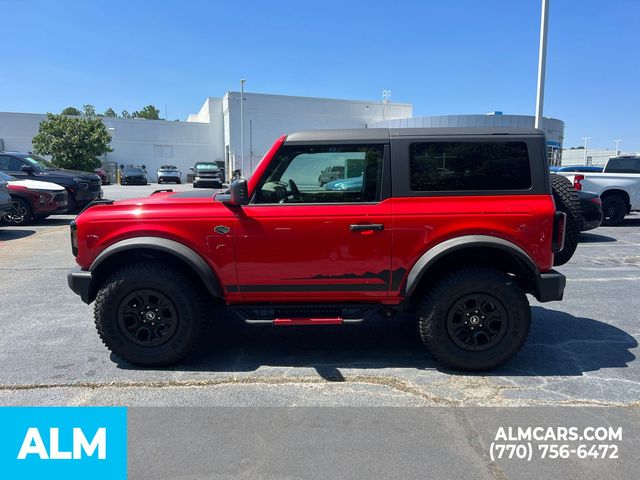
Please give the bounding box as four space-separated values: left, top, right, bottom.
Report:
232 143 392 302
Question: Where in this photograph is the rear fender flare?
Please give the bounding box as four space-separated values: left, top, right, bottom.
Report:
403 235 539 296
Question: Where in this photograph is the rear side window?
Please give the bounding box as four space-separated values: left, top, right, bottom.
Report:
606 157 640 173
409 142 532 191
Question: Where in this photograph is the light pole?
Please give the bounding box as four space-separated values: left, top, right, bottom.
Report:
582 137 591 165
534 0 549 129
614 139 622 156
240 79 246 176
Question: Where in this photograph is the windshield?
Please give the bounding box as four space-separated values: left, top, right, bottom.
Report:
0 171 16 181
124 168 145 174
159 165 178 170
195 163 219 171
24 154 54 169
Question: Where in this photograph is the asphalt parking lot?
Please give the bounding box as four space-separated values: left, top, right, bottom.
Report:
0 183 639 407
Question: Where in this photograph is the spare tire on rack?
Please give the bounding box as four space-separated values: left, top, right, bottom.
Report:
550 174 581 266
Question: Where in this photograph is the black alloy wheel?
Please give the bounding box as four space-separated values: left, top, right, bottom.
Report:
117 289 179 347
445 294 508 352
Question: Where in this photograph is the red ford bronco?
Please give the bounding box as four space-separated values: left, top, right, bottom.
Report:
68 128 567 371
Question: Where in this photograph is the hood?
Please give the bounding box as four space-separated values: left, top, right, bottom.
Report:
40 168 100 180
8 179 66 191
78 190 229 221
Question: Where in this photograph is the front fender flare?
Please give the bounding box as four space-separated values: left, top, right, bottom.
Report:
90 236 224 299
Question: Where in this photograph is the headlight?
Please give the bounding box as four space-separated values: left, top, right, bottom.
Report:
38 192 55 205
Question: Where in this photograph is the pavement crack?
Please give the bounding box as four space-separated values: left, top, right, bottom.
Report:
453 409 508 480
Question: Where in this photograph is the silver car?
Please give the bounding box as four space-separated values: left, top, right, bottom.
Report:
157 165 182 184
0 176 12 215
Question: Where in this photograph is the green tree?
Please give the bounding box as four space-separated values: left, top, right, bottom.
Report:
104 108 117 118
32 113 112 172
61 106 81 116
121 109 132 118
132 104 161 120
82 104 96 116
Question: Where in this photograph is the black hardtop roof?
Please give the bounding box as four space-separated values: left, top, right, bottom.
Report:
285 127 545 144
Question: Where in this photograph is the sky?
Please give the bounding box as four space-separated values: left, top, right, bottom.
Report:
1 0 638 151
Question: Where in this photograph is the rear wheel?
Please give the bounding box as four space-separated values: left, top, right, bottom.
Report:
601 194 627 226
1 198 32 225
550 174 580 266
418 267 531 371
94 263 208 366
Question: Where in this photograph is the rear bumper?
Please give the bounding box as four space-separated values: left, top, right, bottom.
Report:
534 270 566 302
67 268 93 304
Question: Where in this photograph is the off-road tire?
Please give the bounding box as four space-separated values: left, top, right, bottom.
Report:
94 262 208 366
418 267 531 371
550 174 580 266
601 193 627 226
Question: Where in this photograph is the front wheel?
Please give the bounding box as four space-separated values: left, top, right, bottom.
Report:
418 267 531 371
94 263 209 366
2 198 32 225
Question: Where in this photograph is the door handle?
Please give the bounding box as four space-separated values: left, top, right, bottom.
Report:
349 223 384 232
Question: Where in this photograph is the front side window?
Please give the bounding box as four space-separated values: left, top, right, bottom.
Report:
409 141 532 192
24 154 53 169
254 144 383 204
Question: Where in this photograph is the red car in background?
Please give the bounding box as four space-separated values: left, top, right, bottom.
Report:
0 171 68 225
94 167 111 185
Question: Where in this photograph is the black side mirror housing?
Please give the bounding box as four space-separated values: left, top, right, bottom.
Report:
21 165 36 175
218 179 249 206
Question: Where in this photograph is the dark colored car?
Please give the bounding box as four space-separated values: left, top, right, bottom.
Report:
549 165 604 173
0 152 102 210
192 162 223 188
69 128 567 372
120 167 148 185
577 190 603 231
0 171 68 225
95 167 111 185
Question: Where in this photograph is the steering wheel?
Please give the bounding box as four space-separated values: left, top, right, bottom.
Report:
288 179 302 200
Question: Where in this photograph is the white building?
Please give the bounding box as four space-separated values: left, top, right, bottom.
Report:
560 148 636 167
371 113 565 164
0 92 568 181
0 92 412 182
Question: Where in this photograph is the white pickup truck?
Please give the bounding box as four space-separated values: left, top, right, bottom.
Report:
559 156 640 226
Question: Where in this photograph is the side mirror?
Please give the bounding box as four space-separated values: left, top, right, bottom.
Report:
218 179 249 206
21 165 36 175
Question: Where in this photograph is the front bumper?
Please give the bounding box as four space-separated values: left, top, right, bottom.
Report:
159 176 180 183
74 188 103 203
534 270 566 302
67 268 93 304
122 178 147 185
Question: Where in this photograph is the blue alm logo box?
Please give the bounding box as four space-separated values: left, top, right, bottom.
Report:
0 407 127 479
